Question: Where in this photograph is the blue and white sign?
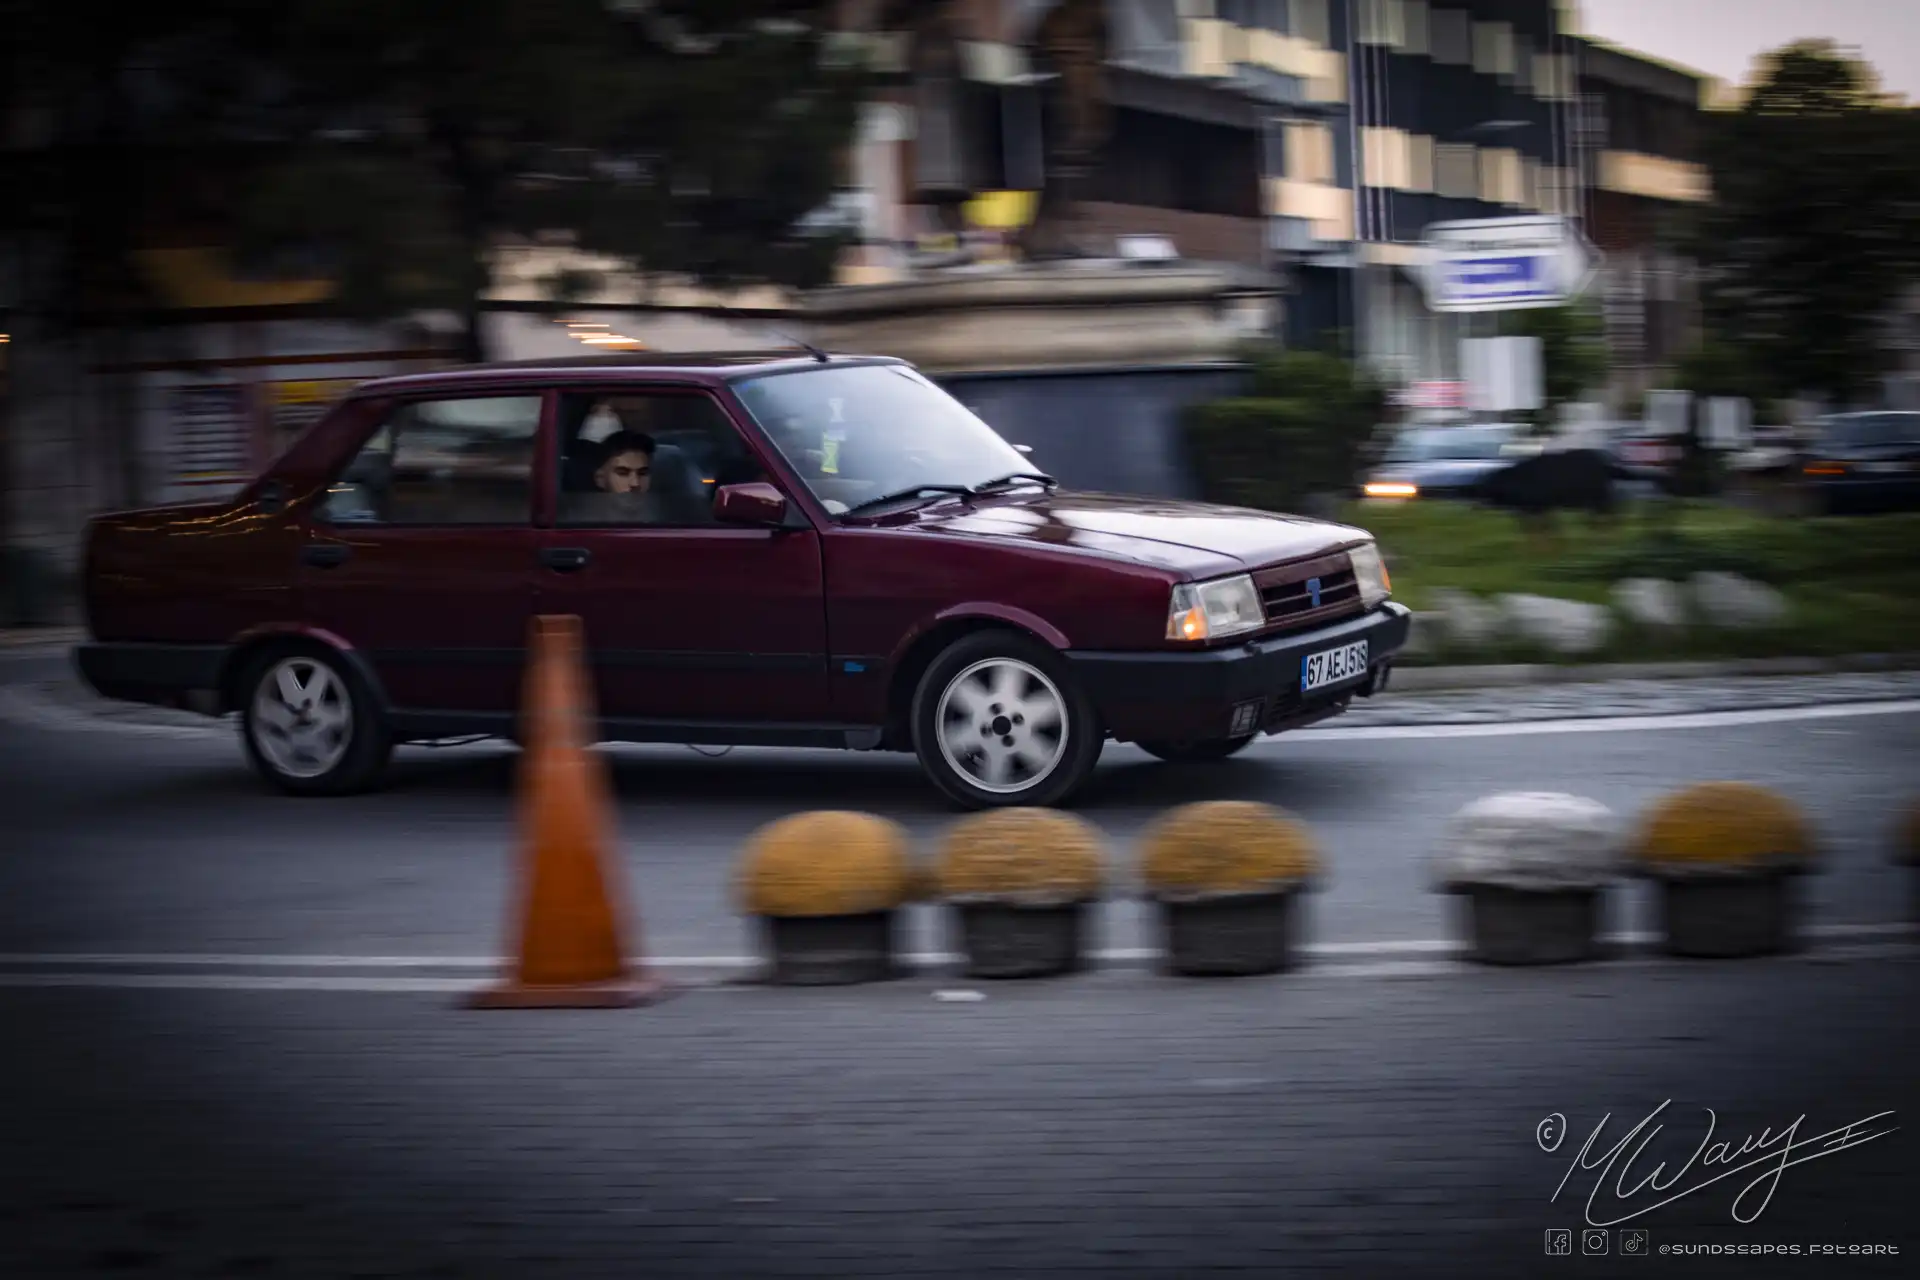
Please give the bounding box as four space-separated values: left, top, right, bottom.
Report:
1416 216 1601 314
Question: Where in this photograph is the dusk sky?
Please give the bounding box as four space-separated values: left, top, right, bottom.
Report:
1576 0 1920 100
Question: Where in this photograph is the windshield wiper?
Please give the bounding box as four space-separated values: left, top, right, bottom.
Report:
971 471 1058 495
841 484 974 516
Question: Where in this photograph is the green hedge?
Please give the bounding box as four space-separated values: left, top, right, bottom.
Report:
1180 347 1383 514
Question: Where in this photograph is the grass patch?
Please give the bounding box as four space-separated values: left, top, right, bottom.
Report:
1341 499 1920 665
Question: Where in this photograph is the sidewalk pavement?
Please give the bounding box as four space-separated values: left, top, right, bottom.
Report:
0 624 81 649
3 954 1913 1278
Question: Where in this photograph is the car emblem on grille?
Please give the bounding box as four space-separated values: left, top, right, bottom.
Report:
1307 576 1322 608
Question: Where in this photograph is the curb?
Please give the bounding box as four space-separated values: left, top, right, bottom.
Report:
1390 653 1920 692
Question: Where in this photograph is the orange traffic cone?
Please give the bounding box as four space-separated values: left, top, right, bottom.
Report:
466 615 667 1008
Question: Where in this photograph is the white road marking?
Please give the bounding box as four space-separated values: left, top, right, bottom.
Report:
1261 699 1920 743
0 938 1910 993
0 923 1908 975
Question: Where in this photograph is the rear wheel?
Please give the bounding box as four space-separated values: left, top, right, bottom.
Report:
239 646 392 796
910 631 1102 810
1136 734 1259 763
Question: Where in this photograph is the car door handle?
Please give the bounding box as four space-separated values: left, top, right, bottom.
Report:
540 547 592 572
301 543 350 568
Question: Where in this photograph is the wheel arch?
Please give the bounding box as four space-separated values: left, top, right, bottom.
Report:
219 625 389 716
882 607 1067 751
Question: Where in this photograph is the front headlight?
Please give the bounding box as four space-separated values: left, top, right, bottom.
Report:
1167 574 1265 642
1348 540 1392 609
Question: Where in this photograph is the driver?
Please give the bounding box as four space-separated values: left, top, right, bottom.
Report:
564 430 659 524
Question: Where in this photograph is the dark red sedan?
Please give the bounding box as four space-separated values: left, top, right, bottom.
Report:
76 352 1409 808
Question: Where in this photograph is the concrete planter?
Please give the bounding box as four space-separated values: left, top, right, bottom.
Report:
760 911 900 985
1628 783 1819 957
1434 793 1622 967
1655 874 1796 959
1459 886 1604 966
952 900 1088 979
1156 888 1301 977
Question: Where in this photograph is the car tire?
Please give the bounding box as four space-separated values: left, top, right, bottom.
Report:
909 630 1103 810
1135 734 1259 764
238 644 392 796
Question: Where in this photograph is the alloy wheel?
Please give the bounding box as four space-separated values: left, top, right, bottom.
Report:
934 657 1070 795
249 656 354 780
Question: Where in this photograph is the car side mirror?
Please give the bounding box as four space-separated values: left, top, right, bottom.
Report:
713 482 788 526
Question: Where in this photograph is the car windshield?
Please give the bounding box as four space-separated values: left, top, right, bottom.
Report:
1821 413 1920 449
732 363 1035 514
1385 425 1514 462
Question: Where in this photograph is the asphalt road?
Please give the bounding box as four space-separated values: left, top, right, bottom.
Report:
1 650 1915 964
3 648 1917 1278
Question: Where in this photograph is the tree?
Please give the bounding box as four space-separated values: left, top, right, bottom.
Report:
1497 303 1609 425
229 0 871 361
1687 41 1920 404
1181 345 1387 513
0 0 256 506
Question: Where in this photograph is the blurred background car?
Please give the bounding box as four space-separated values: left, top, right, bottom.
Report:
1799 411 1920 514
1360 422 1526 502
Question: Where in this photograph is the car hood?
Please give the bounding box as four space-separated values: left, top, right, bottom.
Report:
867 490 1368 577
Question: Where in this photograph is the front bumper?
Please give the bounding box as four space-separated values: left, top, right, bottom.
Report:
1066 602 1412 744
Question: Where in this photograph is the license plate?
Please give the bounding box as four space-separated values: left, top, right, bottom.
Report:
1863 460 1912 473
1302 640 1369 693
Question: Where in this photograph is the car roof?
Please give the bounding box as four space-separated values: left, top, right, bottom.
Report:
348 351 905 397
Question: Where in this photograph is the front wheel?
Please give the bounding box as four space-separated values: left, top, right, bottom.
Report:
1136 734 1259 764
239 646 392 796
910 631 1103 810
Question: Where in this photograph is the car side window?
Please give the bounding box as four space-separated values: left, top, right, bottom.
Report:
320 396 542 526
554 390 765 528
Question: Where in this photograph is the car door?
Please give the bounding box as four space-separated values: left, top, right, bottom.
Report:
536 385 829 727
297 392 545 718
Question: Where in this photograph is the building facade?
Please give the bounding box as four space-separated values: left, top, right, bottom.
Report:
834 1 1716 402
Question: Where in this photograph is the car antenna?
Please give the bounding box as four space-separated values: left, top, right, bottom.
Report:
774 329 831 362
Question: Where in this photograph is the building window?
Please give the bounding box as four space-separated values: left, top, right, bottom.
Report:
1472 22 1515 77
1511 39 1533 92
1354 0 1405 46
1291 0 1330 47
1435 142 1477 198
1400 0 1430 56
1428 8 1471 65
1087 107 1262 218
1407 133 1436 192
322 397 542 527
1533 52 1572 102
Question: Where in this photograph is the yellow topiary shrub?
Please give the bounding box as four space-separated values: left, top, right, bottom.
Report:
1628 782 1816 876
935 809 1106 904
1139 801 1321 898
736 811 914 917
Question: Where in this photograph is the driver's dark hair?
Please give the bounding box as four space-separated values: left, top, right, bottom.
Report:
594 430 655 465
